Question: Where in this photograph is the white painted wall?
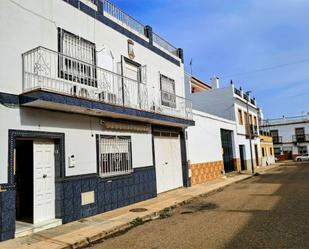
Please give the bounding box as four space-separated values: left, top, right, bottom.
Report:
267 121 309 155
187 110 239 164
0 0 184 97
0 105 153 183
189 85 235 121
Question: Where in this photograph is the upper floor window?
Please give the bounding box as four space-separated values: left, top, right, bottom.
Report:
295 127 305 136
244 111 248 124
58 28 97 87
160 74 176 108
238 109 243 125
254 116 257 126
271 130 279 137
96 135 133 177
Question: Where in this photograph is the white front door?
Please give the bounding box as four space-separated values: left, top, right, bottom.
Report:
33 141 55 224
154 135 183 194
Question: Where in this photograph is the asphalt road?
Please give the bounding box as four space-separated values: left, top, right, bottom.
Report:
88 163 309 249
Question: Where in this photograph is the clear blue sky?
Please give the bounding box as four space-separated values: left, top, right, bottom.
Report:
112 0 309 119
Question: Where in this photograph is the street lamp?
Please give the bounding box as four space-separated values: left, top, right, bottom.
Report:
245 91 255 175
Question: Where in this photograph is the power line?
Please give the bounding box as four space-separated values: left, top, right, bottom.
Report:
221 58 309 79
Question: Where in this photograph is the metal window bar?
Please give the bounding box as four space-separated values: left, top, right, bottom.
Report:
99 136 132 177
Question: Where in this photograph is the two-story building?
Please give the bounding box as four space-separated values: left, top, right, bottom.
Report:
0 0 194 241
186 74 261 173
262 115 309 160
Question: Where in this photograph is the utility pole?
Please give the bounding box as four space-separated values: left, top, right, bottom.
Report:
246 91 255 175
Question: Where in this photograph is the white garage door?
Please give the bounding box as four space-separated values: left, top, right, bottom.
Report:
154 134 183 194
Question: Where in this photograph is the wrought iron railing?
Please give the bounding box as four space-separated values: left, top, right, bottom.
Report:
102 0 145 35
152 32 178 56
22 47 192 120
243 93 249 101
245 124 259 137
272 136 283 144
234 87 241 97
292 134 309 143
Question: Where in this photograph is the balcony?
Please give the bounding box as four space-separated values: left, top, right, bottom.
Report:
21 47 193 126
245 124 259 138
292 134 309 143
272 136 283 144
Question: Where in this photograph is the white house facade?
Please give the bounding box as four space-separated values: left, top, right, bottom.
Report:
262 115 309 160
0 0 194 241
187 109 239 185
185 73 261 173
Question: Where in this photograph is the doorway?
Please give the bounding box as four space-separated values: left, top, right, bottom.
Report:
15 139 56 225
15 140 34 223
220 129 235 172
254 144 259 166
239 145 247 170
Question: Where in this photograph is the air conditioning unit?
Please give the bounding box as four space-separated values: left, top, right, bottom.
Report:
98 91 117 104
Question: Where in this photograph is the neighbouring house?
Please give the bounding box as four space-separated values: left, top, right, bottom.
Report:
261 115 309 160
187 109 239 185
0 0 194 241
259 130 275 166
185 74 239 185
185 73 261 174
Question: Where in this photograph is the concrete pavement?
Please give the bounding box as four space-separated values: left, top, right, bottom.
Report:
0 164 278 249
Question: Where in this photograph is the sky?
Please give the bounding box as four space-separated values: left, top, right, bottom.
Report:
111 0 309 119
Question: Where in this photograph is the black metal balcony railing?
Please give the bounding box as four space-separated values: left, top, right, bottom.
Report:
22 47 193 120
246 125 259 138
272 136 283 144
234 88 241 97
260 130 271 137
292 134 309 143
243 94 249 101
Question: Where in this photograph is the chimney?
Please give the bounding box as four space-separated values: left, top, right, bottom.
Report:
211 76 220 89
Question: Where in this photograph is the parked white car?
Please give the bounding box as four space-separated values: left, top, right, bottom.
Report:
295 154 309 162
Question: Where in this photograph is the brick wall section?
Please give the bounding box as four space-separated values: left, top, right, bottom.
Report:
190 161 224 185
234 158 241 172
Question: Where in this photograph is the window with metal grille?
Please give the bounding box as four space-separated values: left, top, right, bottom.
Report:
97 135 132 177
160 74 176 108
58 28 97 87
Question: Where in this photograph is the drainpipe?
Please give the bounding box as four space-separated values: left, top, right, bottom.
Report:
246 91 254 175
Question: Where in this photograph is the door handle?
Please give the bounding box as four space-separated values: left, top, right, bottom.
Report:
43 174 47 178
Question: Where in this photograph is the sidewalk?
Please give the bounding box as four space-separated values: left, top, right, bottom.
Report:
0 164 279 249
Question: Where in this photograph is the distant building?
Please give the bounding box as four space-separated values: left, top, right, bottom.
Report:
261 115 309 160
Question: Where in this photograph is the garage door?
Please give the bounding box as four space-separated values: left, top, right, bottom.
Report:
154 132 183 194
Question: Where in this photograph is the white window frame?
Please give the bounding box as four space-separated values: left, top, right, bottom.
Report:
97 135 133 178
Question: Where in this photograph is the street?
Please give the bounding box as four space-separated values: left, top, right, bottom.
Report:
87 163 309 249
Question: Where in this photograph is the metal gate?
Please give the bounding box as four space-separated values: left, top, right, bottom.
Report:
220 129 235 172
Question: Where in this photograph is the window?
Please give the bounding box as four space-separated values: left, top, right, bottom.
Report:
270 130 279 137
262 147 265 157
238 109 243 125
97 135 132 177
254 116 257 126
298 146 308 155
244 112 248 124
249 114 253 125
160 74 176 108
58 28 97 87
270 147 273 155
